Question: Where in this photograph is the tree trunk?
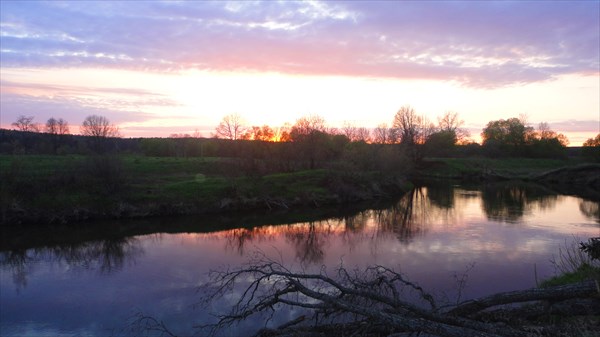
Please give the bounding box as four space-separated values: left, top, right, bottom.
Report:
448 279 599 316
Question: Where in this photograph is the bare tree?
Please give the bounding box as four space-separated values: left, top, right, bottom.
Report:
290 115 329 169
438 111 469 143
192 129 202 138
392 106 432 146
45 117 70 135
537 122 552 139
290 115 327 139
373 123 396 144
342 122 371 142
537 122 569 146
274 123 292 142
355 127 371 143
393 106 419 145
215 113 247 140
342 121 358 141
12 115 40 132
80 115 120 138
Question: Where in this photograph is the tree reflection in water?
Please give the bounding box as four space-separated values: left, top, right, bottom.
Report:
0 237 143 291
223 227 277 255
222 221 337 264
221 182 589 266
481 182 559 223
579 200 600 224
4 181 590 294
375 187 454 243
284 221 336 264
221 187 447 264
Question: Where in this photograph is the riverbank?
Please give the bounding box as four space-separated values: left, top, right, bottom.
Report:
416 157 590 180
1 154 411 226
417 158 600 196
2 178 598 337
3 155 599 226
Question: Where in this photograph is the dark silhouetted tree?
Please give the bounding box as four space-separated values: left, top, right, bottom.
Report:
424 130 457 157
243 125 275 141
393 106 434 162
481 117 533 156
438 111 470 144
290 115 329 169
342 121 371 143
524 122 569 158
45 117 70 135
80 115 120 153
393 106 420 146
81 115 120 138
215 113 247 140
372 123 399 144
12 115 40 132
536 122 568 146
582 133 600 162
583 133 600 147
44 117 70 153
482 118 570 157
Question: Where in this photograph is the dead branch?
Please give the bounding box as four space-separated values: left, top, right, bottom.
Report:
197 253 534 337
128 313 178 337
448 279 599 316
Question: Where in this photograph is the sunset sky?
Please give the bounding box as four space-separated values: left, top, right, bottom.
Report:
1 1 599 144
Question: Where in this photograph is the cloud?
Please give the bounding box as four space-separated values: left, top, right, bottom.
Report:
0 92 156 128
1 1 598 88
0 79 181 115
120 125 214 138
546 120 600 133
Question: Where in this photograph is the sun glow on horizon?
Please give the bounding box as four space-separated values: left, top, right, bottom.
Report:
1 66 598 145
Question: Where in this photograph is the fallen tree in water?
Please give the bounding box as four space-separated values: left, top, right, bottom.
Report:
191 252 600 337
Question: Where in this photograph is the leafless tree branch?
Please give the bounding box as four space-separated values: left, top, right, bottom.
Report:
196 253 540 337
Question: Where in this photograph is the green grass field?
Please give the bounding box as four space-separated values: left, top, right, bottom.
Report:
0 155 355 220
1 154 589 224
421 157 584 179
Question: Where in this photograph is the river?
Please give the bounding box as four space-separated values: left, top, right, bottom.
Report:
1 181 598 336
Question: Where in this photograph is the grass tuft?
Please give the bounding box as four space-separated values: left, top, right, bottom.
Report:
541 237 600 288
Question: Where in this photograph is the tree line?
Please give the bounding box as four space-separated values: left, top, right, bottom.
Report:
11 114 120 137
213 107 597 162
4 108 600 163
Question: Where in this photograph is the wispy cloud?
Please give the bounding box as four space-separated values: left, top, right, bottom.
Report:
0 90 169 127
548 120 600 133
0 76 183 129
2 1 597 87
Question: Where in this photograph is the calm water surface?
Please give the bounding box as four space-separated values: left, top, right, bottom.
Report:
1 182 598 336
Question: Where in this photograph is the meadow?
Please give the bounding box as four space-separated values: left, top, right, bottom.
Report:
0 154 411 225
3 151 597 226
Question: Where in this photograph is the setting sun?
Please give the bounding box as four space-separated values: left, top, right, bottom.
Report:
1 1 598 144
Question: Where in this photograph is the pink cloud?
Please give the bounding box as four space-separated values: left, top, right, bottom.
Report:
1 1 598 88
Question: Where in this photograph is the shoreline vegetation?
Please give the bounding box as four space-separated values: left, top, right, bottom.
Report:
1 154 412 226
2 153 599 226
2 111 599 226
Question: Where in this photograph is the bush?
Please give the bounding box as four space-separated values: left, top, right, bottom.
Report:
580 237 600 261
80 155 127 196
542 237 600 287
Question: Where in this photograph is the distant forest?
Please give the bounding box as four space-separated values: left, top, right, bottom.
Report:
2 108 599 165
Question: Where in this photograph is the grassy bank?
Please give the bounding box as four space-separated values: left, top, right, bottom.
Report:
1 154 411 225
418 157 588 180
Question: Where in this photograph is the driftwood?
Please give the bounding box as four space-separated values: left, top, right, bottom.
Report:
124 245 600 337
448 279 599 316
194 251 600 337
